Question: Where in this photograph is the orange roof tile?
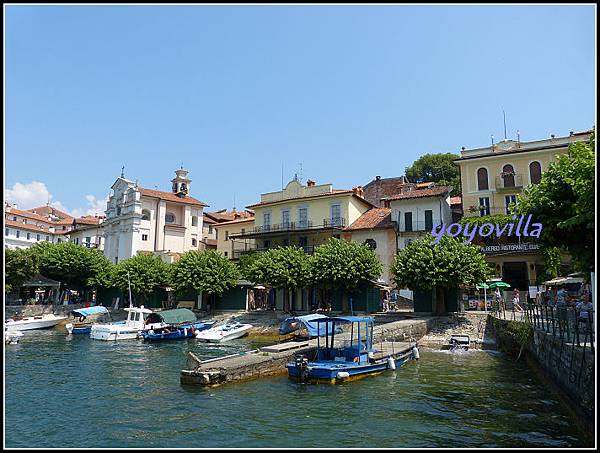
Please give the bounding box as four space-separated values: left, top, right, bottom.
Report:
384 186 452 201
246 190 374 209
140 188 208 207
5 219 57 235
205 210 255 222
345 208 394 231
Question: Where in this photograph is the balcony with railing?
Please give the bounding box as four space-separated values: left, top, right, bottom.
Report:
399 221 435 233
495 173 524 191
230 217 346 239
232 245 316 259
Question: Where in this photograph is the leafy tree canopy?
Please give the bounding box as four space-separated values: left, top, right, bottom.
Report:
312 238 382 292
405 152 461 195
170 250 240 296
31 241 112 289
111 253 169 300
5 247 40 293
516 130 595 272
392 235 490 290
244 246 312 290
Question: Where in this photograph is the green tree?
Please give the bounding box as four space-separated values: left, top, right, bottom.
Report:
405 152 461 195
5 248 40 293
392 235 490 313
111 253 169 304
516 130 595 272
32 242 113 290
170 250 240 297
244 246 312 311
312 238 382 308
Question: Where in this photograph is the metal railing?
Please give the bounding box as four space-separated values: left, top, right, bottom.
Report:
233 218 346 237
399 221 434 233
491 302 594 351
495 174 524 190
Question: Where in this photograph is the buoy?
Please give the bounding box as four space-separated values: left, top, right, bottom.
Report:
65 323 73 334
412 346 420 360
336 371 350 379
387 356 396 370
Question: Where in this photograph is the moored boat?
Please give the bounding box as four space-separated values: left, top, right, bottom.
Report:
65 306 112 334
90 306 160 341
141 309 216 341
5 330 24 344
195 321 253 343
286 316 418 384
5 313 67 331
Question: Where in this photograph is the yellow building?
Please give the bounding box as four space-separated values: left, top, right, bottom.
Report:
213 216 255 260
454 129 592 291
232 177 374 253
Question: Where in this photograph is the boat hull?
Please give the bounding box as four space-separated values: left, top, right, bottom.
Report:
195 324 253 343
287 351 415 384
5 315 67 331
89 326 141 341
142 322 215 342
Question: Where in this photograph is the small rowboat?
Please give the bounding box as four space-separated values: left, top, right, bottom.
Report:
65 306 112 334
142 320 216 341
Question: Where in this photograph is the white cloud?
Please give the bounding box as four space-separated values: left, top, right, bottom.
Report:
5 181 108 217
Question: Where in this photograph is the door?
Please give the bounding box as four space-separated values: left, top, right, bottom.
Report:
502 262 528 291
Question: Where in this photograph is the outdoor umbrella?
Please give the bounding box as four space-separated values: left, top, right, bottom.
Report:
476 283 490 313
489 281 511 289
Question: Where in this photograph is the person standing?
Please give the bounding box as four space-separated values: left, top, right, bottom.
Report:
512 289 523 312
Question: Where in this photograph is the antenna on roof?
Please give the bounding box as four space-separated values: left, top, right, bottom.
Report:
503 110 508 141
491 134 495 147
298 162 303 183
121 166 125 178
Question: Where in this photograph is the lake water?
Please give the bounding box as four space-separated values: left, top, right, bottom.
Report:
4 328 588 448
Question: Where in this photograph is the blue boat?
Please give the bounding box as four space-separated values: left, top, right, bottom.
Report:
286 316 419 384
141 309 216 341
65 306 114 334
278 314 342 338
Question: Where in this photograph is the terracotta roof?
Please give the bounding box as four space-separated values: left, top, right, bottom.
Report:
362 176 413 207
202 215 217 224
74 216 103 226
205 210 255 222
450 196 462 206
246 190 374 209
140 188 208 207
384 186 452 201
345 208 394 231
5 219 56 235
28 206 74 222
212 217 255 227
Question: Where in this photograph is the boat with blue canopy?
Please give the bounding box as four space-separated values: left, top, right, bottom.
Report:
65 306 114 334
141 308 216 341
287 316 419 384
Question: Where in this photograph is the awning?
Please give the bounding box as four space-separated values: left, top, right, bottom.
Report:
150 308 197 325
279 314 338 337
72 306 109 317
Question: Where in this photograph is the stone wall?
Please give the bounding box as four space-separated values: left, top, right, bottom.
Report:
5 304 87 319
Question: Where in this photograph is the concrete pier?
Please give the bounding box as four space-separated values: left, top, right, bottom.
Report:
181 316 438 386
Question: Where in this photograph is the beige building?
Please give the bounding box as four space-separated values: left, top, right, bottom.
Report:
454 129 592 290
213 215 255 259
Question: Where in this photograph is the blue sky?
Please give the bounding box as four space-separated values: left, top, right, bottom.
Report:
5 5 596 216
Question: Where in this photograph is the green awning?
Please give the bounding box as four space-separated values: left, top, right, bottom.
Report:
155 308 197 325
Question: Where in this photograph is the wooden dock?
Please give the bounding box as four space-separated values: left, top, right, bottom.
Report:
181 316 436 386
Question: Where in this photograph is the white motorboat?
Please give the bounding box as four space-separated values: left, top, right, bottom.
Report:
90 306 163 341
195 321 253 343
5 313 67 331
5 330 24 344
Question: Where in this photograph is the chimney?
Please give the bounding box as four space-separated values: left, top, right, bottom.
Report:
375 175 381 181
307 179 316 187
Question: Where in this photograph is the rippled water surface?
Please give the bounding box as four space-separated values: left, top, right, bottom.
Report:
5 329 587 448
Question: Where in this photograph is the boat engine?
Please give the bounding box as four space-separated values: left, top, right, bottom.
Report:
295 354 310 383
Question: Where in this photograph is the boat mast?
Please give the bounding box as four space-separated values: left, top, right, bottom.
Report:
127 270 133 308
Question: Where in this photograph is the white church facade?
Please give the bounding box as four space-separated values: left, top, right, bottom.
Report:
103 168 208 264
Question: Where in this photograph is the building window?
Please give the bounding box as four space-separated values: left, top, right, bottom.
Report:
16 230 20 238
13 216 17 221
142 234 148 241
224 251 228 257
477 168 489 191
75 237 79 245
479 197 490 216
502 164 515 188
264 240 271 249
424 210 433 231
141 209 151 220
241 228 245 234
281 209 290 227
404 212 413 232
529 161 542 185
62 225 67 230
165 213 176 224
225 231 229 241
85 237 91 244
263 212 271 229
505 195 517 215
57 238 61 243
364 238 377 250
331 204 341 226
298 207 308 228
5 228 9 236
192 238 197 246
191 216 198 226
117 206 121 216
208 225 213 234
46 235 50 241
37 234 41 241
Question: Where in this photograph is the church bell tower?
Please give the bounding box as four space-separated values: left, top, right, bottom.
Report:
171 167 191 198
